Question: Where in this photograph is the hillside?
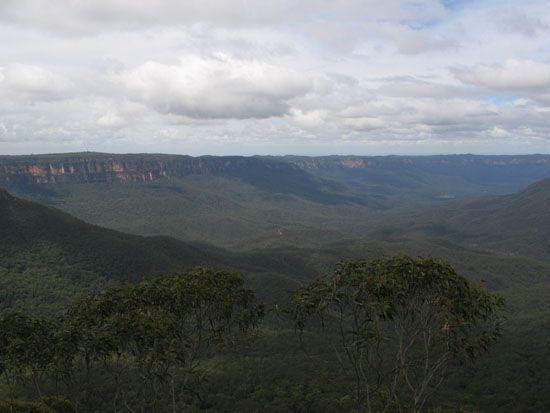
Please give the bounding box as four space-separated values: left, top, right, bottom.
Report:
2 185 550 411
3 153 550 250
282 154 550 203
3 183 549 317
0 153 361 205
0 187 324 314
0 186 221 314
377 179 550 260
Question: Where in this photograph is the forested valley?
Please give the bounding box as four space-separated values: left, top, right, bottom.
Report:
1 154 549 412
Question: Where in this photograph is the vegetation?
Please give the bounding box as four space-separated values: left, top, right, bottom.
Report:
287 257 504 412
1 154 550 411
0 269 263 412
0 259 507 412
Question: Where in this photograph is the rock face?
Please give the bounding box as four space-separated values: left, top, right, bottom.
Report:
0 153 301 185
285 154 550 188
2 153 550 186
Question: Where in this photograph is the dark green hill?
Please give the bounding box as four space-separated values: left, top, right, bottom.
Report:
377 179 550 260
4 153 550 250
283 154 550 201
0 187 214 281
0 153 362 205
0 187 322 314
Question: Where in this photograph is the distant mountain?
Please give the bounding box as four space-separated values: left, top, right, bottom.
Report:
0 154 377 249
4 153 550 206
3 153 550 249
0 153 360 205
282 154 550 200
376 179 550 260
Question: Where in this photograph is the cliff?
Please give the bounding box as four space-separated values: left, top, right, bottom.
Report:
2 153 550 188
0 153 301 185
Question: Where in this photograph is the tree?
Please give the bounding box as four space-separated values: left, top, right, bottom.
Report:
287 256 505 413
0 313 57 400
60 267 264 412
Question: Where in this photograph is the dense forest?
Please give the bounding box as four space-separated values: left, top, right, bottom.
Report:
0 260 504 412
1 154 550 411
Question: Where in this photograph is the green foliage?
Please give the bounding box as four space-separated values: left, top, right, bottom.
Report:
287 257 505 412
0 268 263 412
0 397 73 413
1 172 550 412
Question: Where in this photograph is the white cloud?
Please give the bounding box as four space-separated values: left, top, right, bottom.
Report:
0 0 447 35
453 59 550 105
495 8 549 37
0 63 74 102
1 0 550 154
489 126 512 138
454 59 550 91
111 53 313 119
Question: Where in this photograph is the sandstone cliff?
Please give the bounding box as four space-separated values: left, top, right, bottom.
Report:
0 154 299 185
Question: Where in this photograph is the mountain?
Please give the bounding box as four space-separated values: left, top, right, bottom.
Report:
2 154 550 412
285 154 550 189
282 154 550 202
0 153 360 205
4 153 550 202
3 153 550 250
0 186 213 280
376 179 550 260
0 186 217 314
3 181 549 317
0 187 326 314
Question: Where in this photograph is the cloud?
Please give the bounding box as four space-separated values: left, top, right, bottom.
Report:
495 9 549 37
379 24 458 55
0 63 74 102
453 59 550 104
0 0 448 35
454 59 550 90
111 53 313 119
1 0 550 154
376 77 470 98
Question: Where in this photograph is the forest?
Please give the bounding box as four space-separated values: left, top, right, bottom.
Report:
1 154 550 412
0 260 504 412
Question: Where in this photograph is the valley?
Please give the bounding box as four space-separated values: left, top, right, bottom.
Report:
1 153 550 411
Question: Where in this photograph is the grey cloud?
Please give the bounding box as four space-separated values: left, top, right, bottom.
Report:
111 54 313 119
1 0 550 154
0 0 447 35
376 77 473 99
495 9 549 37
453 59 550 105
382 24 458 55
0 63 74 102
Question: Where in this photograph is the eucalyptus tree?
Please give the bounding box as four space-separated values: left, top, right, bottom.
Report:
0 313 57 400
287 256 505 413
61 267 264 412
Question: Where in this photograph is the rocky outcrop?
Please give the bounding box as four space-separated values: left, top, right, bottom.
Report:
2 153 550 186
0 154 302 185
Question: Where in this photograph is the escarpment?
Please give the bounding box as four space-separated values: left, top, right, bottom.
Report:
0 153 305 185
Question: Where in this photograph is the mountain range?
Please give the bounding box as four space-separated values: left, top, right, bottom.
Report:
1 152 550 411
3 153 550 250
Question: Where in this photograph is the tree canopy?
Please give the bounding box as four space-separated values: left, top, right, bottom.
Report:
287 256 505 412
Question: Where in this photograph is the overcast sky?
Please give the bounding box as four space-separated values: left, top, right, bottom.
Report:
1 0 550 156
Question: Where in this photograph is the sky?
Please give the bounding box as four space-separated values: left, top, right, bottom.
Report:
1 0 550 156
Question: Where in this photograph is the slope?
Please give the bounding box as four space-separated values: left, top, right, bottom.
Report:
0 187 322 314
375 179 550 260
